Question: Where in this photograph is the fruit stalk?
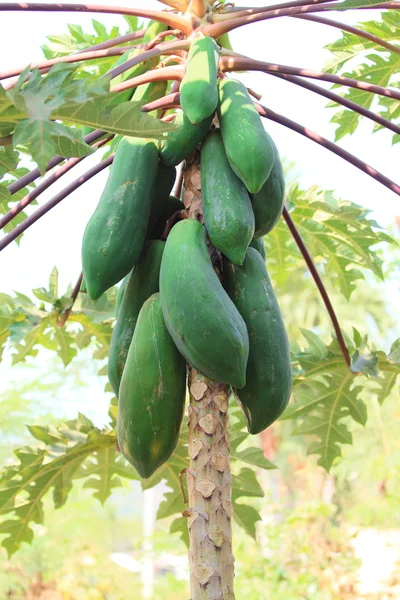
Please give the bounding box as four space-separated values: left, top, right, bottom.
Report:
184 158 235 600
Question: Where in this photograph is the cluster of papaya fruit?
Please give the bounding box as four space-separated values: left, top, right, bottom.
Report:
81 33 292 479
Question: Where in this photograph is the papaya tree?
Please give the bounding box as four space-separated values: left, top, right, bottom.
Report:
0 1 399 598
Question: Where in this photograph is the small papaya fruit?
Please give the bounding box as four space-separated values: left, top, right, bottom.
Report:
223 248 292 434
218 78 275 194
160 218 249 388
146 164 177 238
201 129 254 265
180 35 220 125
118 293 186 479
249 237 266 260
159 110 213 167
147 195 183 240
252 138 285 237
115 272 131 317
81 137 159 300
108 240 164 396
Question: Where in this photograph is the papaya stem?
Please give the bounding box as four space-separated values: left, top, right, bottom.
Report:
0 136 112 230
293 14 400 55
282 207 351 368
179 469 189 504
205 2 399 37
0 3 191 35
254 101 400 195
220 56 400 101
111 65 184 93
0 155 115 253
0 46 131 82
141 91 181 113
270 72 400 137
58 273 84 328
213 0 339 20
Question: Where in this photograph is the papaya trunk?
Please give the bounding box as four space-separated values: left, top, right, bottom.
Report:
184 158 236 600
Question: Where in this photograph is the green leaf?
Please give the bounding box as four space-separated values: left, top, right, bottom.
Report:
170 515 189 547
233 502 262 540
232 468 265 500
49 267 59 299
231 447 276 471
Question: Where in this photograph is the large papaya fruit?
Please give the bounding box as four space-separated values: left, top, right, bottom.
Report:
82 137 159 300
252 138 285 238
249 237 266 260
118 293 186 479
108 240 164 396
223 248 292 433
218 78 275 194
180 35 219 125
146 164 176 237
160 218 249 388
159 110 213 167
147 195 183 240
201 129 254 265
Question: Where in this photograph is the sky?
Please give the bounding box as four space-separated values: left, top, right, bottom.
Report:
0 0 399 401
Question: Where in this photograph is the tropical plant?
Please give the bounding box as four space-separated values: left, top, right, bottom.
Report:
0 1 399 598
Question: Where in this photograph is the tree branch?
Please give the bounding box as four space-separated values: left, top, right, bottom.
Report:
141 91 181 113
205 2 400 37
105 39 189 82
0 46 131 81
271 73 400 137
220 56 400 101
294 14 400 55
110 65 184 93
254 101 400 196
7 130 106 196
58 273 84 328
0 3 190 34
282 206 351 367
1 136 112 230
0 155 114 253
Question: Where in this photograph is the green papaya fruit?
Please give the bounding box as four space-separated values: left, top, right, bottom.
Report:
218 78 275 194
223 248 292 434
217 33 233 52
108 20 169 105
108 240 165 396
115 272 131 317
147 195 183 240
132 80 168 116
80 277 88 294
160 218 249 388
146 164 176 238
252 138 285 237
201 129 255 265
159 110 213 167
180 35 219 125
249 237 266 260
81 137 159 300
118 293 186 479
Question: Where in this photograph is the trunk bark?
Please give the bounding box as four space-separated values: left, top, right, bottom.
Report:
183 157 236 600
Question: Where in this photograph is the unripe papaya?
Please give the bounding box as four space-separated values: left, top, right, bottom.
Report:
180 35 219 125
147 195 183 240
160 219 249 388
81 137 159 300
108 20 168 105
132 80 168 116
201 130 254 265
146 164 176 238
223 248 292 433
252 138 285 237
108 240 164 396
115 272 130 317
118 293 186 479
249 237 266 260
159 110 213 167
218 79 275 194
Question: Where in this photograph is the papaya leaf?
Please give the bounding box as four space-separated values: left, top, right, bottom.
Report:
283 331 400 470
232 502 262 541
